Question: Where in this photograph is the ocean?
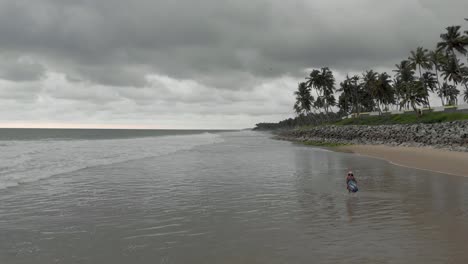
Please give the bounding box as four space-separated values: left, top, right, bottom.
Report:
1 129 468 263
0 128 224 189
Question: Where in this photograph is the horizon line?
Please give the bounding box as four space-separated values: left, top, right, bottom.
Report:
0 122 243 130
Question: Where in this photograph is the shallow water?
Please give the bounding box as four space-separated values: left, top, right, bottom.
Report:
0 129 222 189
1 131 467 264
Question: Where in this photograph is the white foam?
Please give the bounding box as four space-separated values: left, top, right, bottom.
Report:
0 133 223 189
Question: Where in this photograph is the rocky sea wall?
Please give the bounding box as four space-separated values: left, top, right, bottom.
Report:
276 121 468 152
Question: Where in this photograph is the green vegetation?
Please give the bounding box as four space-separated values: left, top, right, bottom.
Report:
333 112 468 126
255 17 468 131
301 141 351 147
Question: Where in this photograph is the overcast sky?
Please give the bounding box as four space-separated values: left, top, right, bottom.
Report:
0 0 467 129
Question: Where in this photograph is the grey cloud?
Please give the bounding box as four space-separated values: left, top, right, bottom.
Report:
0 81 41 102
71 65 149 87
1 0 467 88
0 55 45 81
0 0 467 128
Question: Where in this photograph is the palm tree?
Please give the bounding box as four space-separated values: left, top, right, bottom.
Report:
305 69 321 97
323 91 336 114
421 72 437 93
362 70 379 111
394 60 416 109
428 49 447 105
445 84 460 105
293 102 301 115
338 75 361 115
393 78 405 109
377 72 395 111
437 26 468 56
394 60 429 113
441 55 466 87
399 81 427 115
313 96 325 113
420 71 438 107
438 25 468 89
409 47 434 108
294 82 314 115
338 93 351 115
409 47 432 77
305 67 336 114
319 67 336 114
394 60 415 82
362 70 395 112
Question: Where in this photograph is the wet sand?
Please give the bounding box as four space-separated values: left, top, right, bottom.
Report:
338 145 468 177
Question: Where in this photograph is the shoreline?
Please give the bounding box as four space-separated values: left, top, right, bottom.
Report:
336 144 468 177
274 120 468 153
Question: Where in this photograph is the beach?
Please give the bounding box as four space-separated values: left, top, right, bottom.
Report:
337 145 468 177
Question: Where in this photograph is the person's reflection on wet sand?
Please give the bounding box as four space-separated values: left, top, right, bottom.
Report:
346 197 358 223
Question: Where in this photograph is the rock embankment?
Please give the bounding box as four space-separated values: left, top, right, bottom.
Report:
276 121 468 152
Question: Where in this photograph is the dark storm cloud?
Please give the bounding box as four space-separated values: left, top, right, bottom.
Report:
0 0 467 127
1 0 466 86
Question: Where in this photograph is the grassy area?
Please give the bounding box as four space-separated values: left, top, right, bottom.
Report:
302 141 351 147
333 112 468 126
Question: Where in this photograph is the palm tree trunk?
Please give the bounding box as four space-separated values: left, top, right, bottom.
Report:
354 88 359 116
434 66 444 105
411 102 420 116
418 64 431 108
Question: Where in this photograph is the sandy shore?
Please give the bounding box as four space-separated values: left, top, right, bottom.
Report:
337 145 468 177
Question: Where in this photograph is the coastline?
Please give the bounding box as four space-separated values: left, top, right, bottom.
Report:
273 120 468 177
336 144 468 177
274 120 468 152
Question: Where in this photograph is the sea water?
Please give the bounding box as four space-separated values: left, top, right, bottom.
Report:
1 130 467 264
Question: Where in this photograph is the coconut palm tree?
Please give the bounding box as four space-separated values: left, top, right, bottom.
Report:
394 60 415 82
399 81 427 115
438 25 468 89
437 26 468 56
394 60 428 113
323 91 336 114
338 75 361 115
420 71 438 107
319 68 336 114
421 72 437 93
409 47 435 108
293 82 314 115
444 84 460 105
394 60 415 108
305 67 336 114
337 93 351 115
305 69 321 97
393 78 405 109
428 49 448 105
409 47 432 77
377 72 395 111
313 96 325 113
441 55 466 87
362 70 394 112
408 48 436 108
362 70 379 111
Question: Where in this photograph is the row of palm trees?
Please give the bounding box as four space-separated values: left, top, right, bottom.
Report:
294 19 468 117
